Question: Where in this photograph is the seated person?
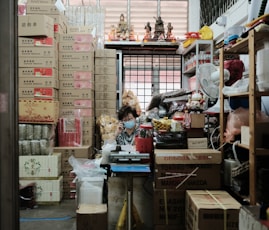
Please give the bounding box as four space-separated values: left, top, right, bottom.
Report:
115 105 139 145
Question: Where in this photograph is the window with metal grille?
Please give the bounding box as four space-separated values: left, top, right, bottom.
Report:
123 54 181 111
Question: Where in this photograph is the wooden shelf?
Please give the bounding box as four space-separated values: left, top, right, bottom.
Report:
219 30 269 205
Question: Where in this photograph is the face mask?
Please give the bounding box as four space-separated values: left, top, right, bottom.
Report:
124 120 136 129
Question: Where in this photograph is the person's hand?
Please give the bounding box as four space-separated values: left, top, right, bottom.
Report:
115 122 124 136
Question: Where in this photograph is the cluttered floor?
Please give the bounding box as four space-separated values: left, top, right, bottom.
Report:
20 199 77 230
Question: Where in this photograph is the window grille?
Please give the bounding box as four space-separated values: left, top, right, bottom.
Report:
123 53 181 111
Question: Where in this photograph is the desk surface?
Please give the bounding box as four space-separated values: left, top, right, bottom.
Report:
110 164 151 173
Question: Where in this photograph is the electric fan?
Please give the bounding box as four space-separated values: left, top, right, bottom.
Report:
197 63 232 113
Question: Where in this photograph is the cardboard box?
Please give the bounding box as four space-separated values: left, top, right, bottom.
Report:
94 74 117 84
153 189 185 226
59 98 93 109
18 37 55 47
19 57 58 68
241 123 269 148
58 52 94 61
185 190 241 230
95 100 116 109
18 15 54 37
67 25 94 34
190 113 205 128
20 175 63 202
59 70 94 81
59 89 94 99
19 99 59 124
76 204 108 230
95 92 116 100
95 82 117 92
95 57 116 66
95 65 116 75
26 4 61 15
19 153 61 178
18 87 59 100
59 80 94 90
187 137 208 149
19 77 59 88
58 42 94 52
154 149 221 190
59 34 93 43
95 49 117 58
53 145 93 174
95 108 117 118
18 47 57 58
18 67 58 78
27 0 57 4
59 108 93 118
59 60 94 71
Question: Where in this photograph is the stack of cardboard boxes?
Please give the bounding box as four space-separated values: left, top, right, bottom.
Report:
153 148 221 229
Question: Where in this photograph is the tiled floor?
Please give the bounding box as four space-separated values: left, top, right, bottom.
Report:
20 199 77 230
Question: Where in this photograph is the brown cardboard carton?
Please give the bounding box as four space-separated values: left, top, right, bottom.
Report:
18 47 57 58
187 137 208 149
59 98 93 109
58 60 94 71
76 204 107 230
18 15 54 37
94 74 117 84
59 80 94 90
18 87 59 99
58 51 94 61
59 34 93 43
95 100 117 109
20 175 63 202
95 57 116 66
95 82 117 92
58 70 94 81
19 56 58 68
26 4 61 15
19 153 61 178
58 42 94 52
19 99 59 124
153 188 185 226
18 37 55 47
59 89 94 99
19 77 59 88
185 190 241 230
190 113 205 128
18 67 57 78
95 92 116 100
95 65 117 75
154 149 221 190
95 49 117 58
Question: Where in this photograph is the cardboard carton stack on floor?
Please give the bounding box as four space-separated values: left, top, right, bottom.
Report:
18 12 64 203
153 148 222 229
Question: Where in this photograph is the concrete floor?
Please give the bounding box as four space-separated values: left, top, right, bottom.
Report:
20 199 77 230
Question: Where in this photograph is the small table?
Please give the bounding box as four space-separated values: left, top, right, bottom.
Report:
110 164 151 230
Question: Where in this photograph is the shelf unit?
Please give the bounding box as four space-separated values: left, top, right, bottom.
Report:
219 30 269 205
181 39 214 90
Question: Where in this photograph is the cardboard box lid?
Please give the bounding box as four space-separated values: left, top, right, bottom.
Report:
186 190 241 210
77 204 107 214
154 149 221 164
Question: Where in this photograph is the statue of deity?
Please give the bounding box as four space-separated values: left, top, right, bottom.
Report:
116 14 128 40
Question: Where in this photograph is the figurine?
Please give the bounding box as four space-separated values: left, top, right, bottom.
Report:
108 25 116 40
116 14 128 40
166 22 175 40
144 22 152 40
153 16 165 40
129 25 136 41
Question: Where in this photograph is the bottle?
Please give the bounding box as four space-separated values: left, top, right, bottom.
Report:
184 111 191 129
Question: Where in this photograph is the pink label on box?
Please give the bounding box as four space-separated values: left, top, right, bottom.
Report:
73 71 92 80
73 81 92 89
74 99 92 107
34 68 53 77
74 34 93 43
72 43 93 52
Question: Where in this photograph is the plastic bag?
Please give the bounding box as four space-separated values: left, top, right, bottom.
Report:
224 107 269 142
68 155 106 180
